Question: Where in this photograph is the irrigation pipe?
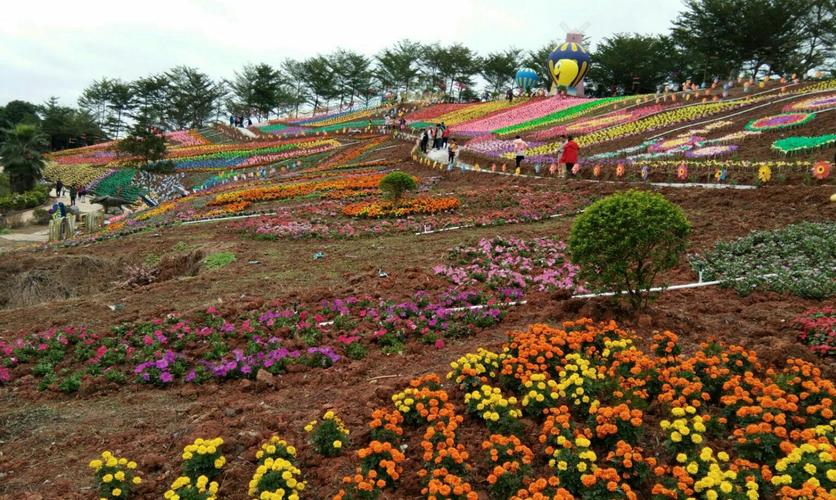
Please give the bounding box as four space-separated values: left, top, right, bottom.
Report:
414 211 580 236
311 269 829 327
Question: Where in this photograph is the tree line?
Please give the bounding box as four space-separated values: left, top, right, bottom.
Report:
1 0 832 150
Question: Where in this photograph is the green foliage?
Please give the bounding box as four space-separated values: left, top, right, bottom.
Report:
227 63 289 121
93 169 143 201
345 342 367 360
569 190 691 311
32 207 51 225
379 171 416 204
59 372 82 393
1 123 47 193
590 34 686 94
39 97 104 150
0 184 49 211
690 222 836 299
481 49 522 94
117 120 167 166
202 251 236 270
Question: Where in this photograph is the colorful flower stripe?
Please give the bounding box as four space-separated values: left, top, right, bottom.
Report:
406 103 473 121
174 143 340 171
449 97 583 136
783 93 836 112
744 112 816 131
772 134 836 155
531 105 664 140
435 99 529 126
521 100 745 158
165 130 209 147
494 96 630 136
290 103 385 126
208 172 388 205
684 144 739 158
43 163 112 187
342 196 459 218
311 119 384 133
301 106 387 127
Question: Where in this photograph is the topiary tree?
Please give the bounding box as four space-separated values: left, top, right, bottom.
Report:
568 190 690 312
379 171 416 206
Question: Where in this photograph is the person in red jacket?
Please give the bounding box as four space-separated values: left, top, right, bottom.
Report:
560 135 579 177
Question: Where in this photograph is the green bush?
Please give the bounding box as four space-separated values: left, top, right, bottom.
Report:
690 222 835 299
32 208 51 225
379 171 416 205
0 184 49 211
569 190 691 312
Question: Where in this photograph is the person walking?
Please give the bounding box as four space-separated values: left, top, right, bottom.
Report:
420 128 430 154
69 185 78 206
447 138 458 171
55 179 64 199
560 135 579 177
434 124 443 150
512 135 528 169
506 88 514 103
441 125 450 149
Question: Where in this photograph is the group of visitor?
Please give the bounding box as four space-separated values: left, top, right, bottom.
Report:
418 123 449 153
384 115 406 131
511 134 578 175
229 115 252 128
54 179 86 207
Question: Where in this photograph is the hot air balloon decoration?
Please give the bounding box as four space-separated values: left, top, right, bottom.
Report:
547 40 591 96
515 68 539 91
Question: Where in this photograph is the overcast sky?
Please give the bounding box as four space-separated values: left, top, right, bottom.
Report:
0 0 684 106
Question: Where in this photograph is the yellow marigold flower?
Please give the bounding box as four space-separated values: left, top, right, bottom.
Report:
717 452 729 462
706 491 718 500
111 488 122 497
132 476 142 485
826 469 836 481
691 433 703 444
304 424 314 433
324 410 335 420
114 471 125 481
720 482 732 493
333 440 343 449
89 459 102 469
686 462 699 474
577 462 587 472
804 463 816 475
676 453 688 463
127 461 137 470
102 474 113 483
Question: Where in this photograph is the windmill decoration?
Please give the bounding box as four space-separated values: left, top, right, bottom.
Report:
547 22 592 97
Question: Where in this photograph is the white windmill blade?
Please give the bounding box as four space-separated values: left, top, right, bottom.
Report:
559 21 571 33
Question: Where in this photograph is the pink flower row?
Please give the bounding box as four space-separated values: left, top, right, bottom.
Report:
450 97 585 135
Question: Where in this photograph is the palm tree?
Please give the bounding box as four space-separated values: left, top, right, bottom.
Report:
0 123 47 193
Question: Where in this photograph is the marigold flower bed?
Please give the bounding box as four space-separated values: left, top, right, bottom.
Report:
342 196 460 218
339 318 836 499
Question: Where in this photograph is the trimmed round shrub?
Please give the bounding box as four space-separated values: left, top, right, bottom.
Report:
569 190 690 311
379 171 416 204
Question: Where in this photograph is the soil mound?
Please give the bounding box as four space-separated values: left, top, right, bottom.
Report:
0 255 121 309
